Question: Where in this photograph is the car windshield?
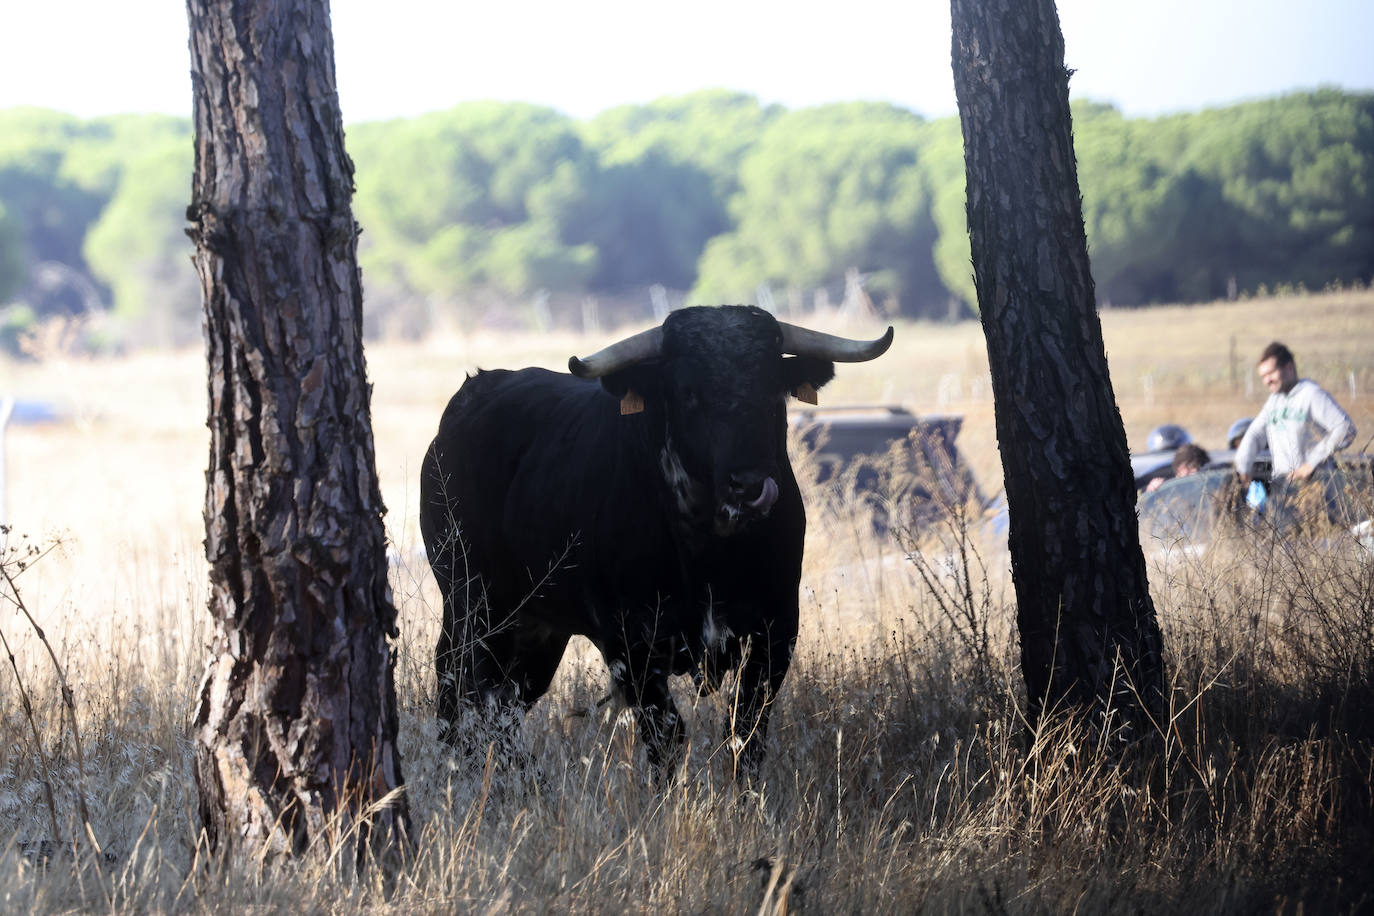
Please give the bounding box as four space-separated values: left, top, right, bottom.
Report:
1139 471 1232 544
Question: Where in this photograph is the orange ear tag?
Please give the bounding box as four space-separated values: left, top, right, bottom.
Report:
620 390 645 415
794 383 819 405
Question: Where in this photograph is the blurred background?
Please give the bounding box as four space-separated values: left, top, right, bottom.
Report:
0 0 1370 354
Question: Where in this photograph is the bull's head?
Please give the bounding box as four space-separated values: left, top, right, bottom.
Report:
570 306 893 536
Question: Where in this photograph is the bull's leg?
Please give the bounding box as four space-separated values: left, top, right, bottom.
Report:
436 588 571 757
427 512 490 743
512 632 571 706
603 648 686 773
727 627 797 779
435 602 522 753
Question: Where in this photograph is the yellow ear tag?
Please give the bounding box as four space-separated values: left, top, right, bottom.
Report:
620 390 645 415
794 383 819 405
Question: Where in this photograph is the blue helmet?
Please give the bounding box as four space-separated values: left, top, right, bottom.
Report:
1226 418 1252 449
1146 424 1192 452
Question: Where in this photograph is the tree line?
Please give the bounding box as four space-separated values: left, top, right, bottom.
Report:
0 87 1370 350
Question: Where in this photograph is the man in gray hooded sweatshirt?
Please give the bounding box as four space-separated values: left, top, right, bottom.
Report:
1235 341 1356 485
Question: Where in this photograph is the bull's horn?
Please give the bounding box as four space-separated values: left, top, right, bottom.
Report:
778 322 894 362
568 325 665 378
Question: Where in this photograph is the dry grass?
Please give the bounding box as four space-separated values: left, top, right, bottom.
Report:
1 288 1372 912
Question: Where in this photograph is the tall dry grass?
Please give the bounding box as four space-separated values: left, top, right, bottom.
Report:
0 288 1372 912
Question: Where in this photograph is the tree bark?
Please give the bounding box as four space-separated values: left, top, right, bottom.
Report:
949 0 1167 742
186 0 409 865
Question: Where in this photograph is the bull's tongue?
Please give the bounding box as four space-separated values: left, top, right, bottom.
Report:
748 477 779 512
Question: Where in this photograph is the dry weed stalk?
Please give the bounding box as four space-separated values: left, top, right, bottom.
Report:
0 528 96 862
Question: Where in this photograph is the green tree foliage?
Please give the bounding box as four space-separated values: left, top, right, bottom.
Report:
578 152 720 290
583 90 779 194
693 103 943 316
0 110 109 314
1074 91 1374 305
922 116 975 313
1074 103 1237 304
577 91 778 292
82 137 199 346
0 109 191 322
348 102 597 312
0 89 1370 347
1180 89 1374 293
0 201 25 303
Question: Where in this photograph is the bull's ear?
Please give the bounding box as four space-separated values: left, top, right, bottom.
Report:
599 364 661 413
783 356 835 403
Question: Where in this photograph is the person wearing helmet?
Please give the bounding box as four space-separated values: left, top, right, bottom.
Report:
1235 342 1355 484
1226 418 1252 450
1146 424 1191 453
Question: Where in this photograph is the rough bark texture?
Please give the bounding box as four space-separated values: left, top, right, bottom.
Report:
186 0 409 864
949 0 1166 739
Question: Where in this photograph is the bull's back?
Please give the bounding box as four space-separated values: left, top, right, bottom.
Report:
425 369 566 496
424 369 580 545
420 368 663 604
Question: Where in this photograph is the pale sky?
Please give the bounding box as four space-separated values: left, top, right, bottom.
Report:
2 1 1371 123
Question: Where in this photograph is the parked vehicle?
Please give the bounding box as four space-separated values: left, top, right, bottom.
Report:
1137 455 1374 554
788 405 985 535
1131 421 1273 491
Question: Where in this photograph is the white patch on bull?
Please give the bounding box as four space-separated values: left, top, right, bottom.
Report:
702 598 734 652
659 431 700 515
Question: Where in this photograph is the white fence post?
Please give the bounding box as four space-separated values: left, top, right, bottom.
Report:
581 297 601 337
649 284 670 323
0 395 13 548
937 374 961 408
755 283 776 314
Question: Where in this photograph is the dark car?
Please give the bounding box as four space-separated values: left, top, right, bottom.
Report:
1137 456 1374 553
788 405 985 535
1132 447 1257 491
1129 422 1272 491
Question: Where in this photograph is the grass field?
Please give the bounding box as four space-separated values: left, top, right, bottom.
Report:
1 288 1372 912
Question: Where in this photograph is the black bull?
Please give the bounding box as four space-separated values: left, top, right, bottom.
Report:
420 305 893 773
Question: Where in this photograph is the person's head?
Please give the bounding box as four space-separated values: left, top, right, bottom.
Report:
1257 341 1298 395
1171 443 1210 477
1226 417 1252 450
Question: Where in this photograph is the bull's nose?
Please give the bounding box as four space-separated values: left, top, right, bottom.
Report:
728 471 768 503
727 472 779 513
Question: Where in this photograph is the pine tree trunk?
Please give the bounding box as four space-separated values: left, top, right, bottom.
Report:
949 0 1167 741
186 0 409 864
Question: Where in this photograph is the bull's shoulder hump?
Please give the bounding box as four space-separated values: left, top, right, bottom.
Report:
456 366 599 407
442 366 605 427
456 366 583 394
